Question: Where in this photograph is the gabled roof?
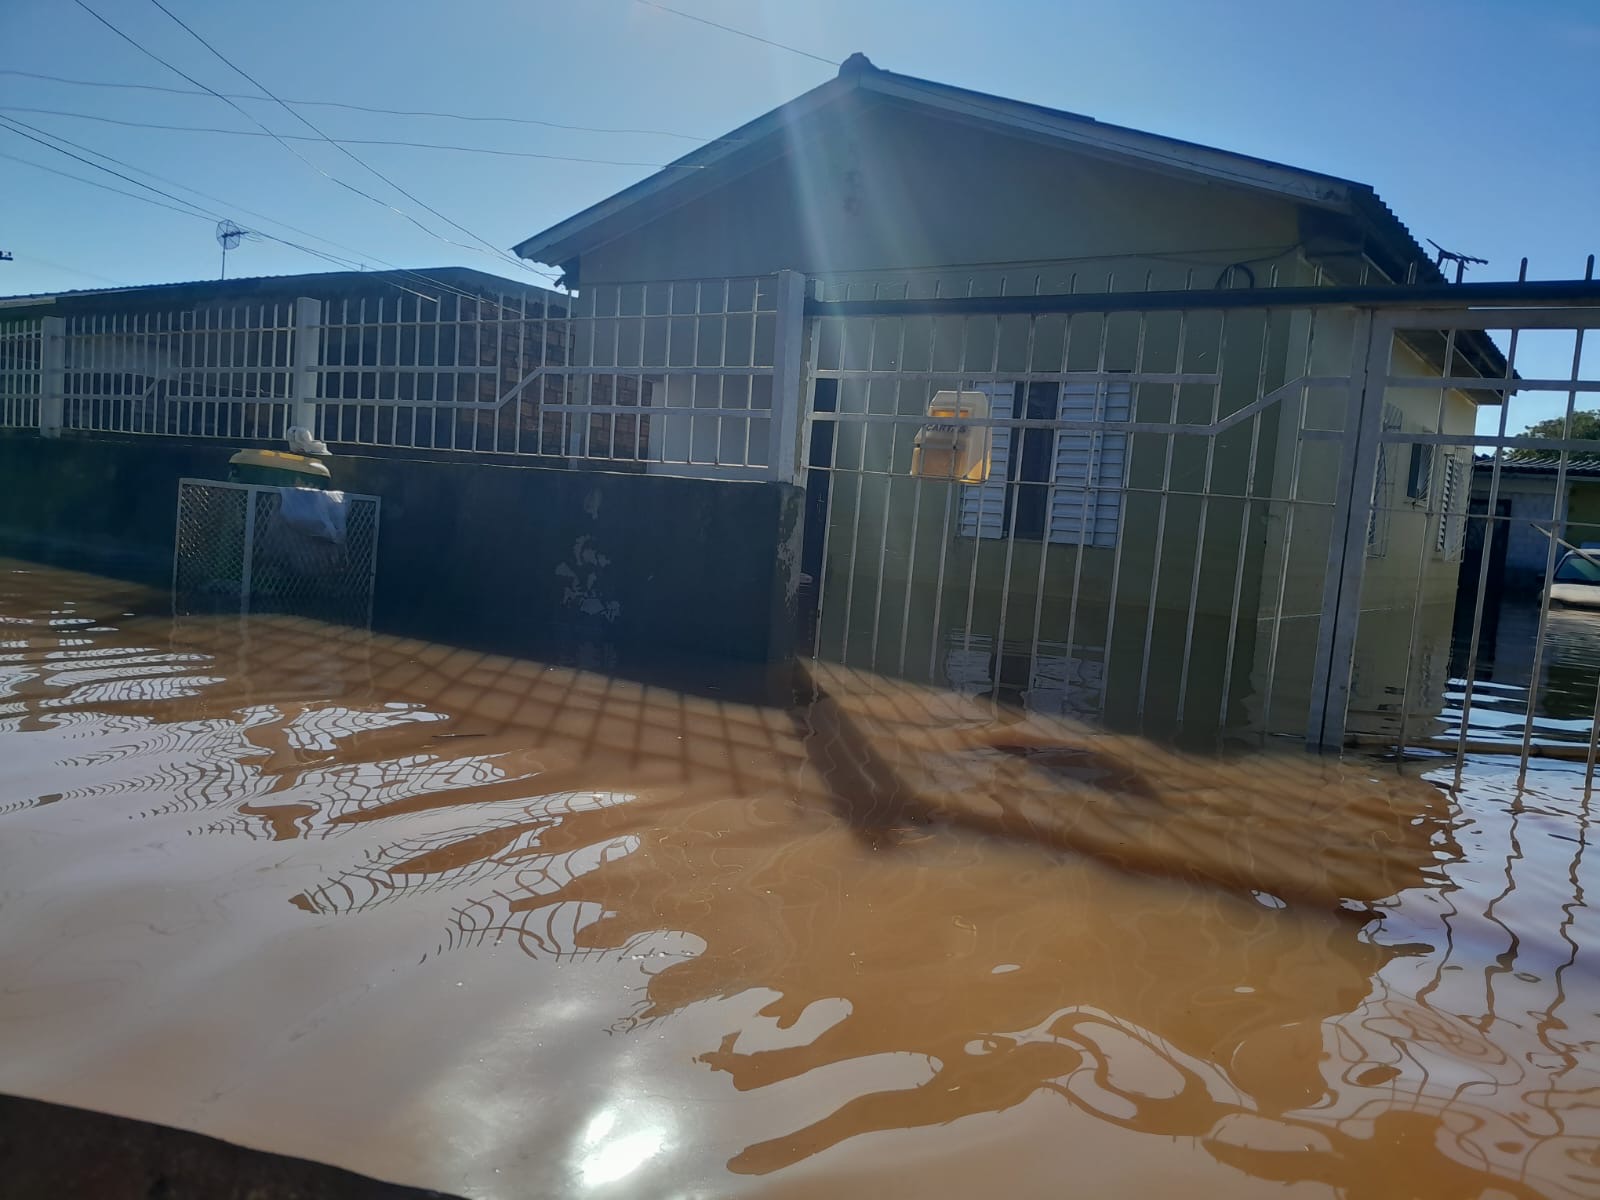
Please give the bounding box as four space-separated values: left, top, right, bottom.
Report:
513 53 1442 284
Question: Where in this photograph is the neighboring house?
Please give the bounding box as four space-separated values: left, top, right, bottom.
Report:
0 267 572 451
512 53 1501 740
1470 454 1600 591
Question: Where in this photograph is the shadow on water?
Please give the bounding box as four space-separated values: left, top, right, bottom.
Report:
2 558 1598 1198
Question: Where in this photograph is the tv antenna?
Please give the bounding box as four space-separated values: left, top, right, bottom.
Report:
1426 239 1488 284
215 220 254 280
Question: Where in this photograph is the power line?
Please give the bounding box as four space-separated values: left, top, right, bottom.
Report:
0 116 217 220
68 0 551 279
3 150 523 308
0 135 368 273
628 0 839 66
0 245 132 288
141 0 552 278
1 150 212 221
0 70 717 142
0 125 550 310
1 116 382 266
0 107 701 167
1 148 373 277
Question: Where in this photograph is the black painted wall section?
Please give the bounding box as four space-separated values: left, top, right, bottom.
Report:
0 433 804 671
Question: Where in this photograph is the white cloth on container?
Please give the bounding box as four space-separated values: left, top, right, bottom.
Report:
276 486 347 545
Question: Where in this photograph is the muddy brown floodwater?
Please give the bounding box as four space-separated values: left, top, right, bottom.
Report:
1 558 1598 1199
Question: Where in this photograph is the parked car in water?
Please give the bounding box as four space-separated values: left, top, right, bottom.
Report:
1549 548 1600 609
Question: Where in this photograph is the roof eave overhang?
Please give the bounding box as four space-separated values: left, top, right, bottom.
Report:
512 67 1361 271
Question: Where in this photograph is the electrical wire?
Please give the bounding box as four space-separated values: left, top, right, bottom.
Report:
141 0 555 278
0 116 217 220
2 115 384 265
4 150 503 306
0 244 132 288
69 0 551 279
0 70 718 142
3 149 375 278
0 124 553 311
0 107 701 167
628 0 839 66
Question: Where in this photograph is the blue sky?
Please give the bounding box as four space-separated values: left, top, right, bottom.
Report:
2 0 1595 428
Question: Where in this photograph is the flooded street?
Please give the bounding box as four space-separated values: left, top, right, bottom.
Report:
1446 596 1600 755
2 558 1598 1199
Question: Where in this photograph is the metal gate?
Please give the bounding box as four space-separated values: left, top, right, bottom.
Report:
174 478 381 625
795 278 1600 779
1326 302 1600 787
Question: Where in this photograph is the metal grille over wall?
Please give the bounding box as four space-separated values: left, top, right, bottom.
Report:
174 479 380 625
0 276 807 483
797 279 1600 781
0 319 42 431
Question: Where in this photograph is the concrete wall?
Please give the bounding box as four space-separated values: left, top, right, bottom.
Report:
0 433 802 676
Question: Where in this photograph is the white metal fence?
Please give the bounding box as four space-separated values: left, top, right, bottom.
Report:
315 273 804 479
0 274 805 482
0 318 42 430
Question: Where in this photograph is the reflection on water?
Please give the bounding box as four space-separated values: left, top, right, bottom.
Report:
1 559 1598 1198
1445 597 1600 752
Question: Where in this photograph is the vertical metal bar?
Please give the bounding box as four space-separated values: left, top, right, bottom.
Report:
1393 326 1459 758
1452 333 1516 783
807 311 837 660
1100 277 1147 719
1518 323 1587 783
239 484 256 616
869 311 911 668
924 281 960 679
1175 305 1230 729
896 418 926 673
365 496 381 628
1305 307 1383 750
1585 651 1600 796
662 282 675 465
1257 306 1311 739
768 270 808 483
171 480 185 604
1062 275 1102 685
991 298 1041 694
839 313 882 663
1136 299 1189 718
39 315 64 437
959 309 1003 664
898 308 940 676
633 287 647 462
1027 302 1077 686
201 306 213 437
